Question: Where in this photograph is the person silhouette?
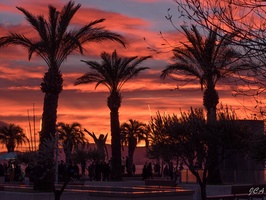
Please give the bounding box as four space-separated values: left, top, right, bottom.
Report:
84 128 108 161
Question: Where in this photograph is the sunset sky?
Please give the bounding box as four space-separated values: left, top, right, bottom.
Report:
0 0 257 146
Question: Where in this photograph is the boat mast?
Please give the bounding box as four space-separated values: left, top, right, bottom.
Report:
27 110 33 152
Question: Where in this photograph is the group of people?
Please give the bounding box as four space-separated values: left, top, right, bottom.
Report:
163 162 183 183
87 161 111 181
141 162 153 180
122 156 136 175
58 160 81 182
1 158 184 184
141 161 183 183
0 161 24 182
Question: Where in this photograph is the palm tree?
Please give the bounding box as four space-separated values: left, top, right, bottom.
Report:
0 1 125 190
0 124 28 152
161 25 244 184
75 50 151 180
161 25 242 125
57 122 88 164
121 119 147 176
0 1 125 145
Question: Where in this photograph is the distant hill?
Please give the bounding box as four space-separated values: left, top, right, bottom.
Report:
0 121 8 127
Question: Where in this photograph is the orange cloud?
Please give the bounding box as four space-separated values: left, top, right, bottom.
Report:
0 0 259 149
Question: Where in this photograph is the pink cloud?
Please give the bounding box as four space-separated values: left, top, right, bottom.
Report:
0 0 259 147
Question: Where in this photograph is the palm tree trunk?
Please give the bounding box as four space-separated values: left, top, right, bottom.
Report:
127 142 136 177
65 147 72 165
33 142 55 191
40 67 63 143
34 67 63 191
7 140 15 152
207 107 217 125
110 108 122 180
108 91 122 180
40 93 59 142
207 142 222 184
203 86 219 125
203 86 222 184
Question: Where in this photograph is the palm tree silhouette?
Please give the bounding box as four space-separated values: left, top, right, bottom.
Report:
121 119 147 176
0 1 125 145
161 25 242 125
57 122 87 164
161 25 244 184
75 50 151 180
0 2 125 190
0 124 28 152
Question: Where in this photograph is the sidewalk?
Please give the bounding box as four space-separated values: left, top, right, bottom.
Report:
0 178 195 200
83 176 145 187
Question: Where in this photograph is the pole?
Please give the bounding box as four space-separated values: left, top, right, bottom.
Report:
39 118 42 142
33 103 36 151
26 128 31 151
27 110 33 152
55 130 59 184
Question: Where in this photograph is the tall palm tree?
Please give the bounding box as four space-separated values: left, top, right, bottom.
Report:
121 119 147 176
75 50 151 180
57 122 88 164
161 25 244 184
0 1 125 145
0 1 125 190
161 25 242 125
0 124 28 152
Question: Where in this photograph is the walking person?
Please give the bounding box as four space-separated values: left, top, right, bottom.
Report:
141 163 148 181
147 162 153 179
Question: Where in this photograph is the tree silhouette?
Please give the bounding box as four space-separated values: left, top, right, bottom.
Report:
172 0 266 118
75 50 151 180
0 1 125 144
147 107 251 200
121 119 147 176
161 25 243 125
57 122 87 164
0 1 125 190
161 25 246 183
146 112 180 175
0 124 28 152
84 128 108 161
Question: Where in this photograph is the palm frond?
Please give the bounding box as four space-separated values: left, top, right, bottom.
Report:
16 6 40 32
161 63 201 80
76 51 150 93
162 25 243 91
81 28 127 47
37 16 49 45
2 2 126 71
57 1 81 39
